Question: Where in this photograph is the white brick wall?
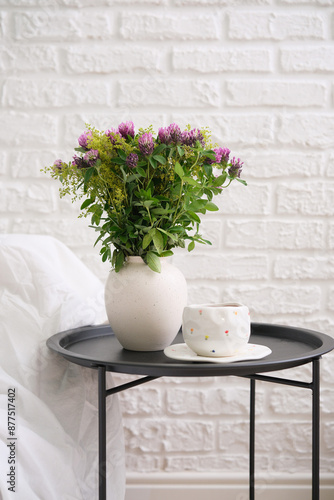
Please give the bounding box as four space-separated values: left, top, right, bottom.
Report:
1 0 334 495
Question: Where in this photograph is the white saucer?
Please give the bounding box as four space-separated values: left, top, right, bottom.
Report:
164 343 272 363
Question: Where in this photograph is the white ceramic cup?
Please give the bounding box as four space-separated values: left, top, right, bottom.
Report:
182 303 251 357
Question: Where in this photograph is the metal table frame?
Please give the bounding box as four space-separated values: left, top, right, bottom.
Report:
47 323 334 500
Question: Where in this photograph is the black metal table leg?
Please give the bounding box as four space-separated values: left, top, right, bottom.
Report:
98 366 107 500
312 359 320 500
250 378 256 500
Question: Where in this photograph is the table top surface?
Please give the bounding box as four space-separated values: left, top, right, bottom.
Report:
47 323 334 377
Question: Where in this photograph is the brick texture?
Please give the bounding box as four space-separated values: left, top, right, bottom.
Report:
2 0 334 482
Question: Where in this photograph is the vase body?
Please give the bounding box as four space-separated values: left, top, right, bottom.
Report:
104 256 187 351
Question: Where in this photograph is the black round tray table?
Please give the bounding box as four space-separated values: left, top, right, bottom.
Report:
47 322 334 500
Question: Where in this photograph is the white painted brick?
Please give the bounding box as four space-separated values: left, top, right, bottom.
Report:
63 113 166 147
327 286 334 311
186 284 220 305
0 151 6 175
13 11 113 40
172 48 272 73
327 153 334 177
63 46 161 74
124 420 164 453
228 12 325 40
118 80 220 108
0 183 57 213
215 182 271 215
125 454 161 473
225 220 325 250
328 222 334 249
172 113 275 147
164 421 214 452
3 78 109 108
175 0 271 4
118 387 162 415
120 13 219 41
279 0 332 5
269 387 311 414
0 218 9 233
0 12 4 39
223 285 321 315
226 80 327 107
274 256 334 280
10 150 59 178
277 114 334 148
173 253 269 280
277 182 334 215
11 219 84 240
0 45 57 73
218 421 248 454
323 422 334 452
166 454 249 473
320 389 334 414
245 152 322 178
246 421 311 454
0 112 57 147
166 387 263 415
281 46 334 72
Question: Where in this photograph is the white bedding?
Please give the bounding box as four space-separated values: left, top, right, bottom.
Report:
0 235 125 500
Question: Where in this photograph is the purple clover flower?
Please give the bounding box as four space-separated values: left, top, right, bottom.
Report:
126 153 139 169
83 149 99 166
138 132 154 156
167 123 182 144
78 130 92 149
205 146 230 165
181 128 205 148
52 159 64 171
215 147 230 164
105 128 121 144
158 127 171 145
228 157 243 178
72 154 87 169
118 121 135 139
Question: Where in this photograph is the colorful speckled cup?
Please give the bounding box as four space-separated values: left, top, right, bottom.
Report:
182 303 251 357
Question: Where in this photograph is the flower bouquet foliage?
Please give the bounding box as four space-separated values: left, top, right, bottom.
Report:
44 121 246 273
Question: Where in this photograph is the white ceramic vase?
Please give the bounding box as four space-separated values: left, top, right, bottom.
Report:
104 256 187 351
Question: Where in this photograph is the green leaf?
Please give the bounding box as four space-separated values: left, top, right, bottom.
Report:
188 240 195 252
152 229 164 254
160 250 174 257
187 200 207 212
142 232 153 249
80 197 95 210
183 176 201 187
111 157 126 165
149 157 157 168
154 144 166 155
146 251 161 273
74 147 86 153
206 201 219 211
118 149 127 160
187 210 201 223
153 154 166 164
84 167 95 186
213 173 227 187
177 146 184 157
236 178 247 186
174 162 184 178
137 167 146 177
115 251 125 272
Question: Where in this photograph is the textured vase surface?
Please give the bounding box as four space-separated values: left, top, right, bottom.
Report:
105 256 187 351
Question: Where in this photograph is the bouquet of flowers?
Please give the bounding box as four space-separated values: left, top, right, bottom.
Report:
44 121 246 272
